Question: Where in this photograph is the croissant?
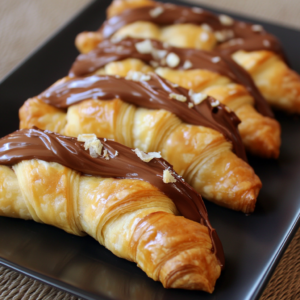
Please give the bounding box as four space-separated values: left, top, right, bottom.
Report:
19 73 262 213
0 128 224 293
70 37 281 158
75 0 300 114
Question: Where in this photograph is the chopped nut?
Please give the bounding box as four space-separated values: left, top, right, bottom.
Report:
188 102 194 108
111 36 124 44
214 31 226 42
152 49 167 60
149 6 164 18
78 133 97 143
202 23 212 32
132 148 161 162
135 40 153 54
219 14 234 26
126 71 151 82
103 149 110 160
191 92 207 105
263 39 270 47
78 134 103 158
252 24 263 32
183 60 193 70
211 56 221 63
200 31 209 42
163 169 176 183
192 7 203 14
211 99 220 107
104 138 107 141
115 150 119 156
150 60 159 68
166 52 180 68
169 93 187 102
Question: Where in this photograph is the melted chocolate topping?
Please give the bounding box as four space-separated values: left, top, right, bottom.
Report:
0 127 224 267
39 73 247 161
94 2 289 117
69 37 273 117
99 3 285 59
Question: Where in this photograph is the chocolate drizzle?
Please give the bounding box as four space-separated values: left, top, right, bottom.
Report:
69 37 273 117
0 127 225 267
39 73 247 161
99 3 285 58
92 2 289 117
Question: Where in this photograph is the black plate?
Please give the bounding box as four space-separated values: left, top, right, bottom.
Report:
0 1 300 299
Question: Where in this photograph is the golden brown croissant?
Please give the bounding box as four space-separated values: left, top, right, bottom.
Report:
70 37 281 158
75 0 300 114
19 74 262 213
0 128 223 293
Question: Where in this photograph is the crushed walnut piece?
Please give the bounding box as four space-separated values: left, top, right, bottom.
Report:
211 56 221 63
190 92 207 105
166 52 180 68
149 6 164 18
219 14 234 26
103 149 110 160
132 148 161 162
211 99 220 107
252 24 263 32
152 49 167 60
169 93 187 102
78 134 103 158
188 102 194 108
126 71 151 82
183 60 193 70
163 169 176 183
192 7 203 14
135 39 153 54
202 23 212 32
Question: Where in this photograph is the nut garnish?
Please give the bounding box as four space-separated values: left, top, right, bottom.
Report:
126 71 151 82
211 56 221 63
192 7 203 14
163 169 176 183
115 150 119 156
103 149 110 160
188 102 194 108
149 6 164 18
166 52 180 67
200 31 209 42
190 91 207 104
78 134 103 158
183 60 193 70
132 148 161 162
152 49 167 60
211 99 220 107
219 14 234 26
263 39 270 47
202 23 212 32
252 24 263 32
169 93 187 102
135 39 153 54
150 60 159 68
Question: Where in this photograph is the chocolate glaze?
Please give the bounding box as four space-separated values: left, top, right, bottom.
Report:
39 73 247 161
99 3 285 59
0 127 225 267
95 2 289 116
69 37 273 117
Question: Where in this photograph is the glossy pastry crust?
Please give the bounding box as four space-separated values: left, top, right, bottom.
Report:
75 0 300 114
19 75 262 213
71 44 281 158
0 127 224 292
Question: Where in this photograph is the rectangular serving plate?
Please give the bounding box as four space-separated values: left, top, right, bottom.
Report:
0 0 299 299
